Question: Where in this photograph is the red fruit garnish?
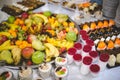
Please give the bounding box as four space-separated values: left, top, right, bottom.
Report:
62 68 66 72
21 12 29 19
27 60 32 66
5 72 10 78
0 35 8 45
63 30 66 34
62 59 65 62
59 47 67 53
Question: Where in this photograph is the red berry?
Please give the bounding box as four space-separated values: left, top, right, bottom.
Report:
62 59 65 62
62 68 66 72
5 72 10 78
27 60 32 66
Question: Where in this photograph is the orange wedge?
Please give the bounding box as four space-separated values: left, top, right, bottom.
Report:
107 40 114 49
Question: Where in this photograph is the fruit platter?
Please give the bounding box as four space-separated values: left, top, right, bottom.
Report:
0 11 79 69
79 19 120 68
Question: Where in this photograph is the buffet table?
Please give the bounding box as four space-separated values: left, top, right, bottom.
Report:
0 2 120 80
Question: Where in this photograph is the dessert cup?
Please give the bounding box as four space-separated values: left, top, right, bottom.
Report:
73 54 82 66
54 66 68 80
67 47 77 64
38 63 52 79
89 51 98 62
98 53 109 71
86 39 95 50
18 67 33 80
80 56 93 75
81 45 92 57
74 42 82 54
0 71 14 80
55 56 67 67
90 64 100 77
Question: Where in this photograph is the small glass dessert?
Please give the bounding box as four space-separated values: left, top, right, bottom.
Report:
0 71 14 80
90 64 100 77
73 54 82 66
81 45 92 57
67 47 77 64
18 67 33 80
89 51 98 62
80 56 93 75
38 63 52 79
98 53 109 71
74 42 82 53
55 56 67 67
86 39 95 50
54 66 68 80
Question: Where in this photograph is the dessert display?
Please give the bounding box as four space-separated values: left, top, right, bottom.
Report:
0 1 120 80
38 63 52 78
18 66 33 80
1 0 45 16
62 1 102 19
0 71 14 80
0 11 79 67
79 19 120 68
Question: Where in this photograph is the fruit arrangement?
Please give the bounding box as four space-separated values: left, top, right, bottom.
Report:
0 11 78 67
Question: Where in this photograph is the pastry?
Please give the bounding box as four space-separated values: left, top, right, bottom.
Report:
108 54 116 67
116 53 120 63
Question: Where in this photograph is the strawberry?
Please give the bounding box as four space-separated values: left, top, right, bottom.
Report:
5 72 10 78
27 60 32 66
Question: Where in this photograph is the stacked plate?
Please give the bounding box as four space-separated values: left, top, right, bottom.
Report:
102 0 119 19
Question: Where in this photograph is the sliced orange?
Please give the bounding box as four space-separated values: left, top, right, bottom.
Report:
109 19 115 26
82 24 90 32
97 41 106 50
90 22 97 30
103 20 109 27
107 40 114 49
97 21 104 28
